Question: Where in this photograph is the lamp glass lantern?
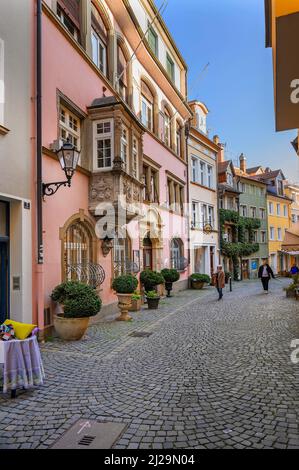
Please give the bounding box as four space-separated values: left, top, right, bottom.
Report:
57 139 80 180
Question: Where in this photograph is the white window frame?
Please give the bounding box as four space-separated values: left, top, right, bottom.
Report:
191 157 198 182
200 161 205 186
270 227 275 241
141 95 153 132
207 165 213 188
261 231 266 243
121 126 128 172
283 204 287 217
164 112 171 147
191 202 199 227
250 206 257 218
59 105 81 150
240 205 247 217
277 203 281 216
269 202 274 215
91 28 107 75
93 118 114 171
132 136 138 179
208 206 214 225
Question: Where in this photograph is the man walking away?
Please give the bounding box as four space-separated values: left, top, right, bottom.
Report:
258 258 275 293
213 265 225 300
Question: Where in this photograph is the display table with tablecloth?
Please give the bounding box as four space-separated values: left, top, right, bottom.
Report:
0 336 45 397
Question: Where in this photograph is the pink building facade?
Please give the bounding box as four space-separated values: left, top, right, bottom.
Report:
35 0 192 334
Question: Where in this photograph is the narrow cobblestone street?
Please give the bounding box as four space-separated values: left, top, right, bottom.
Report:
1 279 299 449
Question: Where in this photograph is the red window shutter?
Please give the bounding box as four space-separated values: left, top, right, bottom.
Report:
58 0 81 29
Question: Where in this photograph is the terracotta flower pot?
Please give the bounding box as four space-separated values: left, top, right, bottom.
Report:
53 314 90 341
116 293 132 321
129 298 142 312
191 280 204 290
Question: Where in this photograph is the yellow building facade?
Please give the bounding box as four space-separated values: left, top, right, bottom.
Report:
267 193 292 273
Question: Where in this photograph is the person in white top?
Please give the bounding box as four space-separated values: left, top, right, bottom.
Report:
258 258 275 293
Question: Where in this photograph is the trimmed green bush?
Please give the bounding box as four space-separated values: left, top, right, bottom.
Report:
140 270 165 291
112 275 138 294
161 268 180 283
189 273 211 284
145 290 160 298
51 281 101 318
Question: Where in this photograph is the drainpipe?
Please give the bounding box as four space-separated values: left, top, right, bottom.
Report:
36 0 45 334
185 120 191 276
36 0 43 265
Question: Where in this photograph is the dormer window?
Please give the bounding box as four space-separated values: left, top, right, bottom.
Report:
227 173 233 187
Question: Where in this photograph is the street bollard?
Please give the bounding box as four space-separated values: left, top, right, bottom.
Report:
229 276 232 292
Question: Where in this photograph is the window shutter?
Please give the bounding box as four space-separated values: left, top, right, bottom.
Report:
91 3 107 40
141 81 154 104
117 47 127 86
159 111 165 142
58 0 81 29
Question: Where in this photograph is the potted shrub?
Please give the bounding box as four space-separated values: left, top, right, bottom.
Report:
145 290 160 310
189 273 211 290
140 269 165 293
51 281 102 341
161 268 180 297
129 292 142 312
285 274 299 298
112 274 138 321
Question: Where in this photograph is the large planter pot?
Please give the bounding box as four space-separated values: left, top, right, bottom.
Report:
286 289 296 298
146 296 160 310
116 293 132 321
53 314 90 341
129 298 142 312
191 281 204 290
165 281 173 297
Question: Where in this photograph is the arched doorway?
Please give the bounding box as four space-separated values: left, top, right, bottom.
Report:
143 233 153 270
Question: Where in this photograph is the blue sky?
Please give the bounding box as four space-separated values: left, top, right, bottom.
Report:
162 0 299 182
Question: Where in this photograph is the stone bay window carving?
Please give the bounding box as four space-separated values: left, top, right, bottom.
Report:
87 97 144 222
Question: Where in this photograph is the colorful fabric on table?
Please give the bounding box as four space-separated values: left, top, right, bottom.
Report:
0 324 15 341
4 320 36 340
2 336 45 393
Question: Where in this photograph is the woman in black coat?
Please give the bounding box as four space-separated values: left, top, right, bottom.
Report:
258 259 275 293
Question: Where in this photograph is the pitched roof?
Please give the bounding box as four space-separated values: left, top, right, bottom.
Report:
246 166 263 174
218 160 235 175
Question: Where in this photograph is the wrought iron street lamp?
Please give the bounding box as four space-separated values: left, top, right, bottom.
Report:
42 139 80 197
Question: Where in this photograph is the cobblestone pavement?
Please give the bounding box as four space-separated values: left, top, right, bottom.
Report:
1 278 299 449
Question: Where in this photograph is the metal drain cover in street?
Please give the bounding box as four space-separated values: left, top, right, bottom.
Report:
52 420 126 449
129 331 153 338
179 393 199 406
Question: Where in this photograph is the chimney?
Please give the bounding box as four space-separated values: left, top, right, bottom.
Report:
217 143 225 163
239 153 246 173
213 135 220 145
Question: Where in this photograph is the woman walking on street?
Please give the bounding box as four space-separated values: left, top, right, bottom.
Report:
213 265 225 300
258 258 275 293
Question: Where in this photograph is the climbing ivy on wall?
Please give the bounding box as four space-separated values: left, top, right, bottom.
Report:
220 209 261 280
